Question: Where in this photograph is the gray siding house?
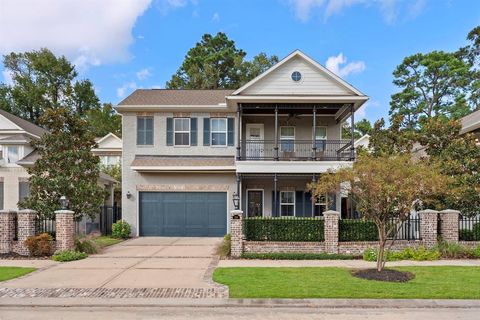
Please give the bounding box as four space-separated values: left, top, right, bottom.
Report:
116 50 368 237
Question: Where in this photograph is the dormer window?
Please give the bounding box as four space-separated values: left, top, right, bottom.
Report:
6 146 19 163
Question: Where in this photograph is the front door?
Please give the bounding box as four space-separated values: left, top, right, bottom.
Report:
245 123 264 159
247 190 263 217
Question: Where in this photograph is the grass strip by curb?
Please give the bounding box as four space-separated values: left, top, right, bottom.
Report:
0 267 36 282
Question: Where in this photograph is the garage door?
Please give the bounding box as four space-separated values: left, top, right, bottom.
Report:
139 192 227 237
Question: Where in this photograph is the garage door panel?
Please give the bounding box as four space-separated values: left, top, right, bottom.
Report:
139 192 227 237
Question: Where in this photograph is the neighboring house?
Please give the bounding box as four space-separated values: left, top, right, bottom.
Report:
460 109 480 142
116 50 368 237
0 109 116 210
92 133 122 167
353 134 370 150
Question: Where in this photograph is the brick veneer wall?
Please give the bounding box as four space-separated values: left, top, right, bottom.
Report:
324 210 340 254
338 240 423 255
458 241 480 248
230 210 244 258
55 210 75 252
419 209 438 249
14 209 37 255
439 209 460 242
244 241 325 254
0 210 15 254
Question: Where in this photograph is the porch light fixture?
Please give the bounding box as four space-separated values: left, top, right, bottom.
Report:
126 191 132 199
59 195 69 210
232 192 240 210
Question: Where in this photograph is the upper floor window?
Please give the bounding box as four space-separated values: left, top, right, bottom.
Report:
101 156 120 166
315 126 327 151
6 146 19 163
280 126 295 152
211 118 227 146
137 116 153 146
280 191 295 216
174 118 190 146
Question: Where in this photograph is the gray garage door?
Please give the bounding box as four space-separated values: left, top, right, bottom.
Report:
139 192 227 237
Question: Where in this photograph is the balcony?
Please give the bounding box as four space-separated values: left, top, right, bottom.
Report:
238 139 353 161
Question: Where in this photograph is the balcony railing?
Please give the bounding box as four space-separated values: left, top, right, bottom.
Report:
238 139 353 161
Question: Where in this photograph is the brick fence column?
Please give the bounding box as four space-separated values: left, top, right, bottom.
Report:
324 210 340 254
230 210 244 258
419 209 438 249
55 210 75 251
16 209 37 256
439 209 460 243
0 210 15 254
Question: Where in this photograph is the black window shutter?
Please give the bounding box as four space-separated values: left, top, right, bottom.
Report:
271 191 279 217
190 118 197 146
305 192 314 217
166 118 173 146
227 118 234 146
203 118 210 146
295 191 304 217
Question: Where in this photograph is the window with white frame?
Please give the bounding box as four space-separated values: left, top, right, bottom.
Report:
315 126 327 151
280 126 295 152
280 191 295 216
6 146 19 163
211 118 227 146
314 194 327 217
101 156 120 166
174 118 190 146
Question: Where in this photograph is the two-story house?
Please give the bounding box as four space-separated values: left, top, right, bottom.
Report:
116 50 368 237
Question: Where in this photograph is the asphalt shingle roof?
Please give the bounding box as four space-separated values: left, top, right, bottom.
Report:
118 89 234 106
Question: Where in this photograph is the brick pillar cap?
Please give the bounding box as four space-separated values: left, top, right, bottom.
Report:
18 209 37 214
418 209 439 214
230 210 243 217
0 209 16 214
440 209 460 214
54 210 75 214
324 210 340 216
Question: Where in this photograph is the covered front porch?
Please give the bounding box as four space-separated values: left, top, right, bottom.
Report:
236 173 356 219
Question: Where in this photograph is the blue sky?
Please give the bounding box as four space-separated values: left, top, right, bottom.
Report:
1 0 479 123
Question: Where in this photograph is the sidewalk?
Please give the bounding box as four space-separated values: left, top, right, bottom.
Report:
217 259 480 268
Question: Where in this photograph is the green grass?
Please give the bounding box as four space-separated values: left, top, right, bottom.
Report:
213 266 480 299
0 267 36 282
92 236 123 248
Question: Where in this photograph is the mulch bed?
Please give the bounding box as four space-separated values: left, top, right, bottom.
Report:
0 253 50 260
352 268 415 282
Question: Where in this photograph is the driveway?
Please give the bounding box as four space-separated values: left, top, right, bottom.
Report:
2 237 222 289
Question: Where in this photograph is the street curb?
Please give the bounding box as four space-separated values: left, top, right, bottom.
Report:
0 298 479 309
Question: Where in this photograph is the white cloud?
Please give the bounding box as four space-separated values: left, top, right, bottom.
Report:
136 68 152 81
117 82 137 98
157 0 196 15
287 0 427 23
325 53 366 77
212 12 220 22
0 0 152 69
356 100 379 120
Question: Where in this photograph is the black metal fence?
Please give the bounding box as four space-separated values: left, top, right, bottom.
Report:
339 217 421 241
13 214 18 241
458 215 480 241
244 216 325 242
239 139 353 161
36 216 56 239
98 205 122 235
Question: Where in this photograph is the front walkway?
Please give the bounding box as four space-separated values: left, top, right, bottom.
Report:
218 259 480 268
0 237 227 298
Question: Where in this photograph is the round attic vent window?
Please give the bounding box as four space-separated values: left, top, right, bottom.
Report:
291 71 302 82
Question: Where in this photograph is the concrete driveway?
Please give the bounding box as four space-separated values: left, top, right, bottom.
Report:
2 237 222 289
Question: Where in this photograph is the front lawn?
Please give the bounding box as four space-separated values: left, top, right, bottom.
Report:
0 267 36 282
213 266 480 299
92 236 123 248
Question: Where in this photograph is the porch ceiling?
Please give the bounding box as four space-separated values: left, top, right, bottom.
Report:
240 103 345 115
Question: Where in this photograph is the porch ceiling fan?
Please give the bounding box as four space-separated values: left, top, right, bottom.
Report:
286 112 302 123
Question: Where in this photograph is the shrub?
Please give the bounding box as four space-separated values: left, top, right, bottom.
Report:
339 220 378 241
24 233 54 257
241 252 356 260
435 240 476 259
459 229 475 241
474 223 480 240
111 220 131 239
473 246 480 258
216 234 231 258
244 217 324 242
363 248 377 261
52 250 87 262
363 246 440 262
74 237 98 254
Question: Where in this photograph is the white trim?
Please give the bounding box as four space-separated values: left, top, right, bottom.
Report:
279 190 295 217
235 160 353 173
246 189 264 217
231 50 366 96
131 166 236 172
173 117 191 147
210 118 227 147
96 132 122 145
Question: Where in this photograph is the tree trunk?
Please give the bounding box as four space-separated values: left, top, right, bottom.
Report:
377 225 387 272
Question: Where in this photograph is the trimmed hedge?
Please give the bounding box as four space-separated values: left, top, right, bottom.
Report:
241 252 356 260
339 219 378 242
244 217 324 242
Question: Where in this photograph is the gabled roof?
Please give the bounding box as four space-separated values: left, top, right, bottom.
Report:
0 109 48 138
0 133 33 144
118 89 234 106
231 50 366 97
460 109 480 134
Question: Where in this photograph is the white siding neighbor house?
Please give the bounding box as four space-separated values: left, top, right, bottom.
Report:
116 50 369 237
92 133 122 167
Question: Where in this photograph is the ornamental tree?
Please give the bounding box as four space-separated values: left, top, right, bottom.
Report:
308 154 448 271
20 107 106 220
